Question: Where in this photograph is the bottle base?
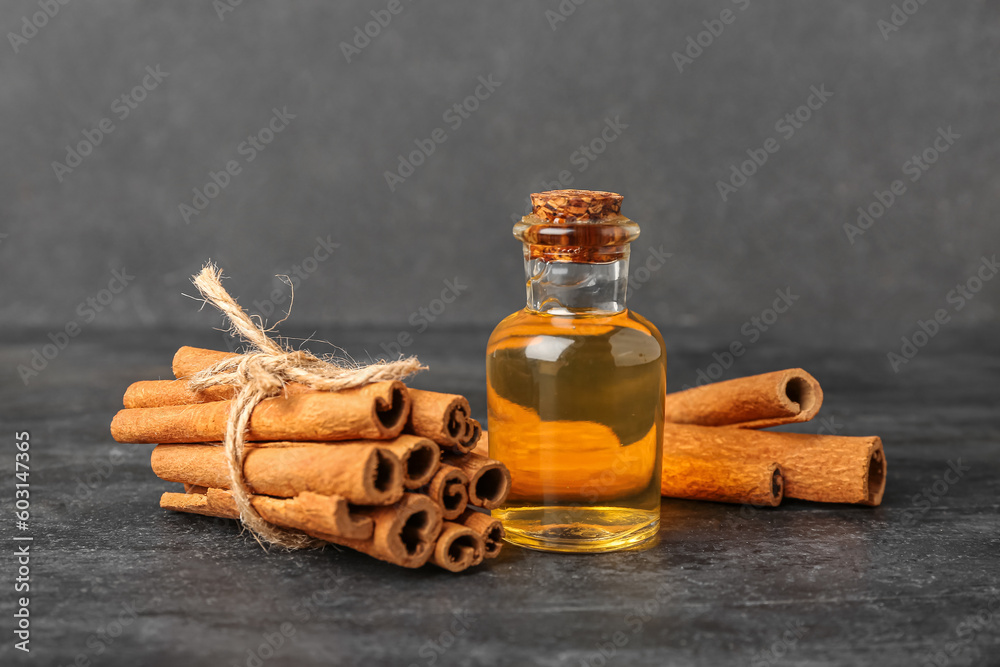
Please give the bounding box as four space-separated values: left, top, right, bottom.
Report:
494 506 660 553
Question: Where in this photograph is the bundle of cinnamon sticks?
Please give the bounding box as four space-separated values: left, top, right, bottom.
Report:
111 346 509 572
659 368 886 507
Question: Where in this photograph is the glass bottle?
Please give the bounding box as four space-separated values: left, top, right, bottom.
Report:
486 189 665 553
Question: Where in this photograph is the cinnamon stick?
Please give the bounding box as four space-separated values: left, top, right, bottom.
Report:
111 381 410 443
663 423 886 505
335 493 443 568
121 346 324 407
160 488 373 540
424 465 469 520
664 368 823 429
430 522 485 572
405 389 481 453
661 452 783 506
370 435 440 489
124 378 315 408
151 443 403 505
163 489 441 568
442 451 511 510
123 379 237 408
457 510 504 559
172 346 240 379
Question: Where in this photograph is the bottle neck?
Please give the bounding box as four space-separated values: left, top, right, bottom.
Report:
523 245 630 315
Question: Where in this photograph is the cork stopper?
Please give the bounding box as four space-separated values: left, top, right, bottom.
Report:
516 189 638 263
530 190 624 223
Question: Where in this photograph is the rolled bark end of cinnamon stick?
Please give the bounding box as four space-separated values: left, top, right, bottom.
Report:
457 509 504 559
371 381 411 435
443 452 511 510
405 389 481 453
371 435 441 490
341 493 443 568
430 522 485 572
425 465 470 520
663 423 886 506
160 488 374 541
464 419 482 451
781 372 822 421
151 443 404 505
664 368 824 429
660 453 784 507
111 380 410 444
865 446 887 507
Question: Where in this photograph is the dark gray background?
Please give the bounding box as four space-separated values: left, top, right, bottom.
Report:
3 1 998 352
2 4 1000 666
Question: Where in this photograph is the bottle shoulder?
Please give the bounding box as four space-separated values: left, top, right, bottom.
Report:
627 310 666 351
488 308 665 352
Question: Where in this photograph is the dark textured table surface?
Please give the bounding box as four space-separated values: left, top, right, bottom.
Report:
1 326 998 667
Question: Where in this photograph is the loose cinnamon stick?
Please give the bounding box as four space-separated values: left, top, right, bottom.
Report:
160 488 373 540
457 509 504 559
151 443 403 505
430 522 485 572
335 493 443 568
663 423 886 505
442 451 511 510
111 381 410 443
661 452 783 506
664 369 823 429
424 465 469 520
370 435 440 489
405 389 481 453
